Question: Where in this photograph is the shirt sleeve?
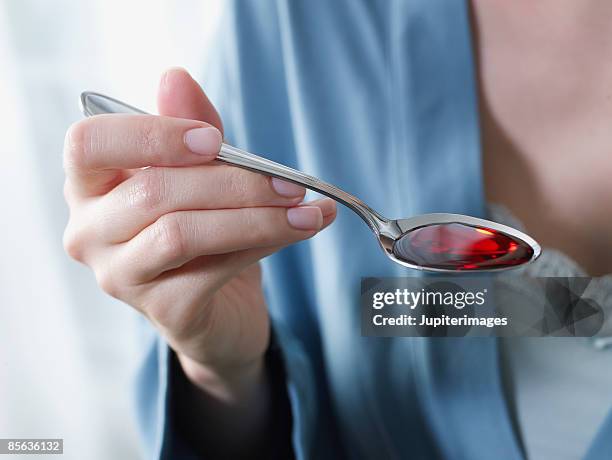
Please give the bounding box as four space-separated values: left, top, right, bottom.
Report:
132 318 319 459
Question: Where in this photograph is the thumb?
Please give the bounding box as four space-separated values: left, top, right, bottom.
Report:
157 67 223 134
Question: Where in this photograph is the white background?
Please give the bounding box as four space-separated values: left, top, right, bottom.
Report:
0 1 223 458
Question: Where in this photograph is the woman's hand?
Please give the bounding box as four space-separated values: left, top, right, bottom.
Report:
62 68 336 401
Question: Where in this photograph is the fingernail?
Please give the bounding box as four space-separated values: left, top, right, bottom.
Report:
161 66 189 89
271 178 306 198
184 127 222 157
287 206 323 231
310 198 336 217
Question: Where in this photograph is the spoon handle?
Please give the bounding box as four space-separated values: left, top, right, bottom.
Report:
217 143 387 229
80 91 388 233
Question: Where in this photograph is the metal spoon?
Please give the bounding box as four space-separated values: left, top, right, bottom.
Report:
79 91 541 272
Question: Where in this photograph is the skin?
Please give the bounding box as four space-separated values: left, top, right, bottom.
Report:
64 2 612 455
473 0 612 276
63 68 337 456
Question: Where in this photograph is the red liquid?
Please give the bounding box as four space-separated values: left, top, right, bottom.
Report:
392 223 534 270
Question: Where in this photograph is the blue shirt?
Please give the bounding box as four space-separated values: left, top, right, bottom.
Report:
134 1 612 458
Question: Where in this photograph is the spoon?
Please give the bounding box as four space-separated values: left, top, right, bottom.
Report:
79 91 541 273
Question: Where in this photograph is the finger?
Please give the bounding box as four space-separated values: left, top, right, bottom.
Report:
95 165 306 243
167 197 337 283
64 114 222 196
92 199 336 309
219 198 337 270
157 67 223 131
111 199 336 284
100 199 336 312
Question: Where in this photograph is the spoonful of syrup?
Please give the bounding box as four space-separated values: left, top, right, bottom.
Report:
80 92 540 273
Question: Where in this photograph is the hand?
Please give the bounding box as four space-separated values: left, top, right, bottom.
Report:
62 68 336 397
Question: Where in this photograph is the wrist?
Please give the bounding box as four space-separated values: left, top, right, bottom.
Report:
177 353 265 404
172 350 275 457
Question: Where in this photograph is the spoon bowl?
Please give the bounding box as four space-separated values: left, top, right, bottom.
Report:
79 91 541 272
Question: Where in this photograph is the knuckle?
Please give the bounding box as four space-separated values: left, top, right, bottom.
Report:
135 117 163 159
63 119 94 170
96 267 120 298
260 208 292 244
252 173 275 198
221 166 251 203
127 168 165 211
154 213 186 262
107 256 138 291
242 208 271 244
63 223 85 262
